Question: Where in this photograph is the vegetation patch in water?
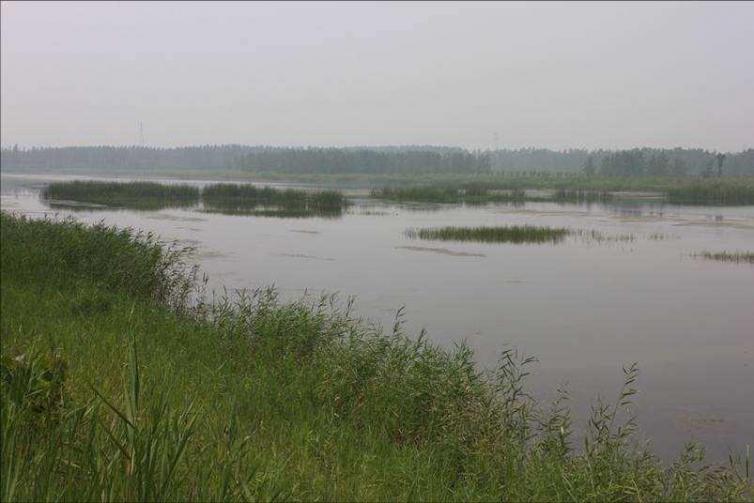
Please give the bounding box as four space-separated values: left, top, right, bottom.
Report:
666 180 754 205
373 177 754 206
696 251 754 264
41 180 200 210
202 183 347 217
406 225 569 244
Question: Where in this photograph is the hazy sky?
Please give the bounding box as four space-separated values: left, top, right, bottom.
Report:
2 1 753 150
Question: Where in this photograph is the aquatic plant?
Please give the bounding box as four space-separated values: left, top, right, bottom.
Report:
667 180 754 205
202 183 347 217
41 181 200 210
372 177 754 206
696 251 754 264
406 225 570 244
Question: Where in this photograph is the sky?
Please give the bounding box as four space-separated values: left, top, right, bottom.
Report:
1 1 753 151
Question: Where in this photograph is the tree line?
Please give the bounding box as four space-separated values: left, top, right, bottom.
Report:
2 145 752 176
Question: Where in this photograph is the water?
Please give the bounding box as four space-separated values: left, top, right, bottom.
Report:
2 172 753 461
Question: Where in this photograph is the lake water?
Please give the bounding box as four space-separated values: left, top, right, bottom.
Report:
2 172 753 461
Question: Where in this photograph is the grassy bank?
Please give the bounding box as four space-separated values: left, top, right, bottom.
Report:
406 225 570 244
1 212 751 501
42 181 200 210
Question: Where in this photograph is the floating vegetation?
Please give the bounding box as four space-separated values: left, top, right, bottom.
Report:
202 183 347 218
695 251 754 264
406 225 569 244
41 181 200 210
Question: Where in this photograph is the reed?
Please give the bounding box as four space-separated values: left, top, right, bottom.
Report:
41 181 200 210
202 183 347 217
1 212 751 501
407 225 570 244
372 177 754 206
667 180 754 205
697 251 754 264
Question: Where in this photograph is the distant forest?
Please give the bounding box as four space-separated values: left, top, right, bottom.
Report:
2 145 753 176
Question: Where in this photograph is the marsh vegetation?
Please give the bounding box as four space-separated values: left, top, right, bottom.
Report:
42 181 200 210
696 251 754 264
201 183 347 217
2 212 751 501
406 225 570 244
39 180 349 217
372 177 754 206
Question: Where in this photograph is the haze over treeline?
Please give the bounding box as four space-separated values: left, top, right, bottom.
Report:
2 145 753 177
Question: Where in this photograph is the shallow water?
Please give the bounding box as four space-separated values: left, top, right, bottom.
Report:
2 172 753 461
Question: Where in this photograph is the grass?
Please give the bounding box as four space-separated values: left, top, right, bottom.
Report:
667 181 754 205
201 183 347 217
1 211 752 501
406 225 570 244
371 176 754 206
696 251 754 264
372 186 615 205
41 181 200 210
38 181 349 217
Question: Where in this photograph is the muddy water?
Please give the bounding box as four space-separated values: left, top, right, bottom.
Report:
2 173 753 460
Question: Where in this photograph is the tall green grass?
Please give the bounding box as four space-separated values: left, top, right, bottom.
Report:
667 180 754 205
371 177 754 206
202 183 347 217
42 181 200 210
1 212 751 501
407 225 570 244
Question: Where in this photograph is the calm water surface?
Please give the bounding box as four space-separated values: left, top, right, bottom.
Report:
2 173 753 460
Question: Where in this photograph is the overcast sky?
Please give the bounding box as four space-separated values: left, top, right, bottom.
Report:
1 1 753 150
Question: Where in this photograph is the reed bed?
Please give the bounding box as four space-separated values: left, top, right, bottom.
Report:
373 177 754 206
667 180 754 205
1 212 751 501
373 185 542 204
41 180 200 210
202 183 347 217
696 251 754 264
406 225 570 244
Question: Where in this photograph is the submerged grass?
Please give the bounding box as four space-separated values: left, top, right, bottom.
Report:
696 251 754 264
1 211 751 501
42 181 200 210
406 225 570 244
